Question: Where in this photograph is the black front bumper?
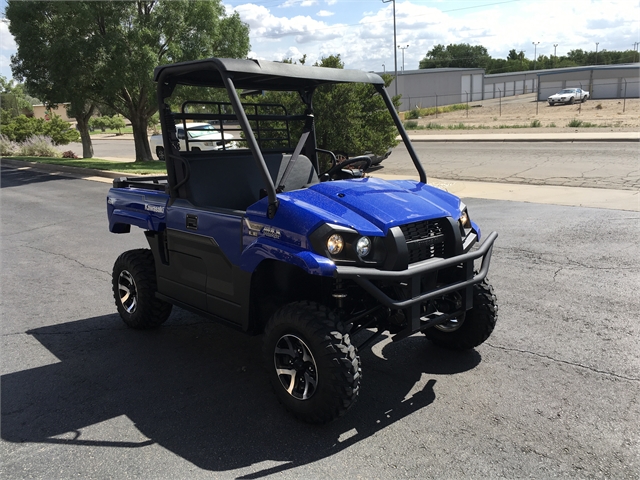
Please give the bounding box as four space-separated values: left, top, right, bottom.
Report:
335 231 498 336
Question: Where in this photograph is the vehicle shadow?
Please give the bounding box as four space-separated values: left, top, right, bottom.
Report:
0 164 75 188
1 310 482 475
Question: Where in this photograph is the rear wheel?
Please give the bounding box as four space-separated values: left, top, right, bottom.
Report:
155 146 165 162
112 249 172 329
423 279 497 350
263 301 361 423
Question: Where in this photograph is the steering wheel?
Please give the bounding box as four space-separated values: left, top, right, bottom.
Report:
324 155 373 178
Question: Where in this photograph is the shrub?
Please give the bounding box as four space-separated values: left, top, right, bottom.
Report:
42 115 80 145
448 122 468 130
62 150 78 158
530 119 541 128
548 122 556 127
1 115 45 142
0 114 78 145
595 103 603 110
404 120 419 129
16 135 60 157
425 122 445 130
567 119 583 127
0 134 17 156
89 116 111 132
405 108 421 120
109 116 126 134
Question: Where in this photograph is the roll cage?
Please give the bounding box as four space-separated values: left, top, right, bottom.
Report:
154 57 427 218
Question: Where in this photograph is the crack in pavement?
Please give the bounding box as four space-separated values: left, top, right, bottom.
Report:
485 342 640 382
22 245 110 276
494 246 639 271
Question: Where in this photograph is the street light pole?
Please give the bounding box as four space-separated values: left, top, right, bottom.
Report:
595 42 599 65
553 43 558 67
532 41 540 70
382 0 398 98
398 44 409 73
382 64 385 73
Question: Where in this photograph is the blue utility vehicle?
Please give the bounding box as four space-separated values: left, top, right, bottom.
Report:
107 58 498 423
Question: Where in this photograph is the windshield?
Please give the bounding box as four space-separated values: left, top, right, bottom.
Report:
187 124 218 138
559 89 575 94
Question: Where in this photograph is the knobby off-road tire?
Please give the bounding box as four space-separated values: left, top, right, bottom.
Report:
263 301 361 424
112 249 172 329
424 278 498 350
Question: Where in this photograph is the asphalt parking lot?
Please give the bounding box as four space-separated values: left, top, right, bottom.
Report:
1 164 638 479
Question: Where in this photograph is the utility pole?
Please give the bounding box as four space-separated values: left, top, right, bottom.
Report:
553 44 558 67
532 42 540 70
382 64 385 73
595 42 599 65
398 44 409 73
382 0 398 99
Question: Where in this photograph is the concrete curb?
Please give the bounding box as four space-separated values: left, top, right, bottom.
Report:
1 158 129 180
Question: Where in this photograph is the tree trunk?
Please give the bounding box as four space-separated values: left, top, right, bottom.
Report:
76 115 94 158
69 102 95 158
130 113 152 162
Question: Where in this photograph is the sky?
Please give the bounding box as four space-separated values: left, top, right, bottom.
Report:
1 0 639 83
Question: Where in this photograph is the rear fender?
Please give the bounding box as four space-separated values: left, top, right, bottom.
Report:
107 188 168 233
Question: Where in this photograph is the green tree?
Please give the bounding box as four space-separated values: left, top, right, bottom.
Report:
249 54 399 169
7 1 250 161
0 75 37 118
419 43 490 69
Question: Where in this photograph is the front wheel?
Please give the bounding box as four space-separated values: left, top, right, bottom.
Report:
112 249 172 329
568 97 575 105
263 301 361 423
423 279 498 350
155 146 165 162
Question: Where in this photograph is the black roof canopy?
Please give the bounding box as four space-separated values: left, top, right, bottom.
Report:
154 57 385 92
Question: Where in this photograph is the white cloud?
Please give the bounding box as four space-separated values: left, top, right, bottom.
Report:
0 21 17 51
279 0 318 8
317 10 334 17
325 0 337 4
233 3 344 44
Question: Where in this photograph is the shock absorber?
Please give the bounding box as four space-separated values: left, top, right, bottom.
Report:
332 279 347 309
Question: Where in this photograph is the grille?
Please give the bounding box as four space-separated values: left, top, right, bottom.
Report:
400 219 447 263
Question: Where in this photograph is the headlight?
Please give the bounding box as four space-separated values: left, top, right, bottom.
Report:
310 224 386 267
356 236 371 257
459 210 470 229
327 234 344 254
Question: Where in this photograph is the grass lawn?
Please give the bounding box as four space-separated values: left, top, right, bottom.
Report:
89 127 135 135
7 156 166 175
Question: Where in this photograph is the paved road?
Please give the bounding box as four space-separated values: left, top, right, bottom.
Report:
2 165 639 479
382 141 639 191
64 138 639 191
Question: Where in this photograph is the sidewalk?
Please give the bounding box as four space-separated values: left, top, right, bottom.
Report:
406 131 640 142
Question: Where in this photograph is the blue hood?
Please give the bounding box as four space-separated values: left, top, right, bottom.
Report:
264 178 463 236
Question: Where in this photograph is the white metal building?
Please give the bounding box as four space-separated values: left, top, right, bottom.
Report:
383 63 639 109
535 64 640 101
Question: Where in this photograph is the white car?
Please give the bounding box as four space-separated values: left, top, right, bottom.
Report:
150 122 236 160
547 88 589 106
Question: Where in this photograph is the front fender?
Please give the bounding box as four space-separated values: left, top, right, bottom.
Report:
240 237 336 276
